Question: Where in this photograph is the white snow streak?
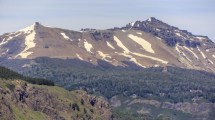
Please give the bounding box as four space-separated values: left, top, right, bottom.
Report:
97 51 112 62
208 59 214 64
175 44 181 53
117 53 145 68
106 41 115 49
196 37 205 41
183 46 199 59
0 38 8 46
155 37 162 41
76 54 83 60
132 52 168 64
130 58 145 68
175 33 182 37
0 33 22 46
197 47 206 59
113 36 130 53
114 36 167 65
97 51 111 59
175 44 192 62
128 34 155 54
181 51 192 62
61 32 70 40
17 31 36 58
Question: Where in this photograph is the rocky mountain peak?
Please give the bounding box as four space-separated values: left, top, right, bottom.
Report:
18 22 43 33
146 17 158 22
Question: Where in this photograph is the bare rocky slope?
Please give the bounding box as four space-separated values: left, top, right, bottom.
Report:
0 17 215 72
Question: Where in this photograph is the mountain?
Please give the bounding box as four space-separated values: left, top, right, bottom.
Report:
0 17 215 72
0 66 112 120
1 18 215 119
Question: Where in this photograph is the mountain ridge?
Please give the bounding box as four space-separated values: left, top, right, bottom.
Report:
1 17 215 73
1 18 215 120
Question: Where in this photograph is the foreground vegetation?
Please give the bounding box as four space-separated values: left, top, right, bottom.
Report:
0 66 112 120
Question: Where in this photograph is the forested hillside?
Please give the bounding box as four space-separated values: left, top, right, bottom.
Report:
9 57 215 103
0 66 54 86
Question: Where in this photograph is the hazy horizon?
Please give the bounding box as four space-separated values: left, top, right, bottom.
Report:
0 0 215 40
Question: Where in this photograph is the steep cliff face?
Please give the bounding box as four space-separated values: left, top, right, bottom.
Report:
0 80 112 120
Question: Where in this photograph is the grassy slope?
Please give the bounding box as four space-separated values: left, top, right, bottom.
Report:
0 78 111 120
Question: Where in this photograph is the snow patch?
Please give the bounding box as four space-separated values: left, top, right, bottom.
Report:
154 64 160 67
0 38 8 46
175 33 182 37
197 47 206 59
0 33 22 46
114 36 167 65
117 53 145 67
181 51 192 62
132 52 168 64
76 54 83 60
183 46 199 59
213 55 215 59
113 36 130 53
175 44 181 53
147 18 152 22
136 32 142 35
130 58 145 68
18 23 36 34
155 37 162 41
206 49 209 52
97 51 112 62
128 34 155 54
106 41 115 49
84 39 93 53
128 22 135 27
196 37 205 41
176 45 192 62
121 30 126 32
17 30 36 58
155 28 160 31
208 59 214 64
175 33 186 39
60 32 70 41
117 53 132 58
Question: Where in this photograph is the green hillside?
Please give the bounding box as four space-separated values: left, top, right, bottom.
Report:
0 66 112 120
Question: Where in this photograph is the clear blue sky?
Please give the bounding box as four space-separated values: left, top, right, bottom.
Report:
0 0 215 40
